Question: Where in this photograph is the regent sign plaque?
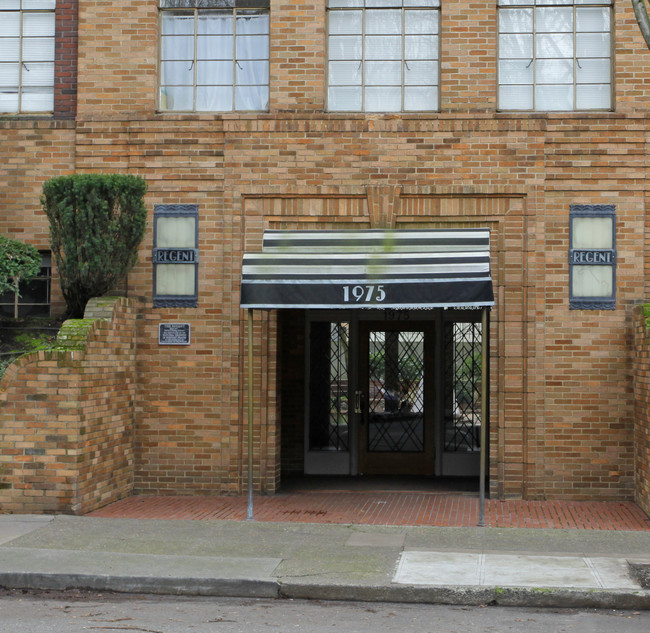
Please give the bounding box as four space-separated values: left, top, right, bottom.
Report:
159 323 191 346
570 250 615 264
153 249 197 263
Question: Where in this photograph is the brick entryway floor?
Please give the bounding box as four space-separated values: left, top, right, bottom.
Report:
88 490 650 531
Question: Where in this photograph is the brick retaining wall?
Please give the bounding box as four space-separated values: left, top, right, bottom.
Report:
0 297 136 514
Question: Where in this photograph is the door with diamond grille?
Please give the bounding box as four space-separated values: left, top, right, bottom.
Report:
358 322 435 475
441 318 484 476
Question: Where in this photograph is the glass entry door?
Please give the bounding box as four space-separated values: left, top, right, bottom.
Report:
358 322 435 475
303 313 484 477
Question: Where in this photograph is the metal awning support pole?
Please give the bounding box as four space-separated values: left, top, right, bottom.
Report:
478 307 488 527
247 308 254 521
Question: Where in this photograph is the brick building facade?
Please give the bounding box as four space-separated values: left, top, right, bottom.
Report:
2 0 649 503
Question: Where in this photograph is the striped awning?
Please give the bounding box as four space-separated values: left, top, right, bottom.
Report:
240 229 494 310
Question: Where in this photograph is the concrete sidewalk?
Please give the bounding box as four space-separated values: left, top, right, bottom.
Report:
0 513 649 609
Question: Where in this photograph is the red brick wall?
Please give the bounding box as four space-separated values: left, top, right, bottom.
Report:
0 298 136 514
0 121 76 316
634 306 650 517
77 0 157 119
54 0 79 119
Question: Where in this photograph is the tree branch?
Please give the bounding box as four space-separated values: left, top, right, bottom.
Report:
632 0 650 50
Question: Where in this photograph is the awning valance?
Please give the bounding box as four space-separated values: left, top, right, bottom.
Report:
240 229 494 310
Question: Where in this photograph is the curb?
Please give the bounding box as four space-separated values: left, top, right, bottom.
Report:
1 574 649 609
0 573 279 599
279 582 650 610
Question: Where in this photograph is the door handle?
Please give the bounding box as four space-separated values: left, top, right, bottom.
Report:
354 390 366 425
354 390 363 415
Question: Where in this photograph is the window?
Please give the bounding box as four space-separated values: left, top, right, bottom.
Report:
569 204 616 310
327 0 440 112
0 0 55 114
498 0 612 111
0 251 51 318
153 205 199 308
158 0 269 112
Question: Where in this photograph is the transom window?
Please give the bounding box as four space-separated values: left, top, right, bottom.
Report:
0 0 56 114
327 0 440 113
498 0 612 111
158 0 269 112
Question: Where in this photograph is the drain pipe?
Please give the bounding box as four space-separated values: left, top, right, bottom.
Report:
478 307 488 527
247 308 254 521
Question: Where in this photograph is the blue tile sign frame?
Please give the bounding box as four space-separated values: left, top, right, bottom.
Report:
569 204 616 311
153 204 199 308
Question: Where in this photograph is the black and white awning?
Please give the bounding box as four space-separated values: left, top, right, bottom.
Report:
240 229 494 310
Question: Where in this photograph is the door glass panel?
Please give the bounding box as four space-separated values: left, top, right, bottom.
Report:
444 322 482 452
367 330 424 452
309 322 350 451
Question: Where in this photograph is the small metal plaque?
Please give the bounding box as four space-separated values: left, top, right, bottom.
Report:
159 323 191 346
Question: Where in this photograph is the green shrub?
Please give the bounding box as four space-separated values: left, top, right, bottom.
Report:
42 174 147 318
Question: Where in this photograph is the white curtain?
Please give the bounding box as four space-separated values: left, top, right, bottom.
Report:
234 11 269 111
160 10 196 110
0 5 55 112
196 10 234 111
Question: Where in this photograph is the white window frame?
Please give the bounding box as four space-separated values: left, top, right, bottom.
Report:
158 0 270 113
327 0 441 113
497 0 613 112
0 0 56 114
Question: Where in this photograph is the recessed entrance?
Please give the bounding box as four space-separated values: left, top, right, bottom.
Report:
243 228 493 492
300 310 486 481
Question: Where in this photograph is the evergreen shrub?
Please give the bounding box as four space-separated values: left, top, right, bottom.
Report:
42 174 147 318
